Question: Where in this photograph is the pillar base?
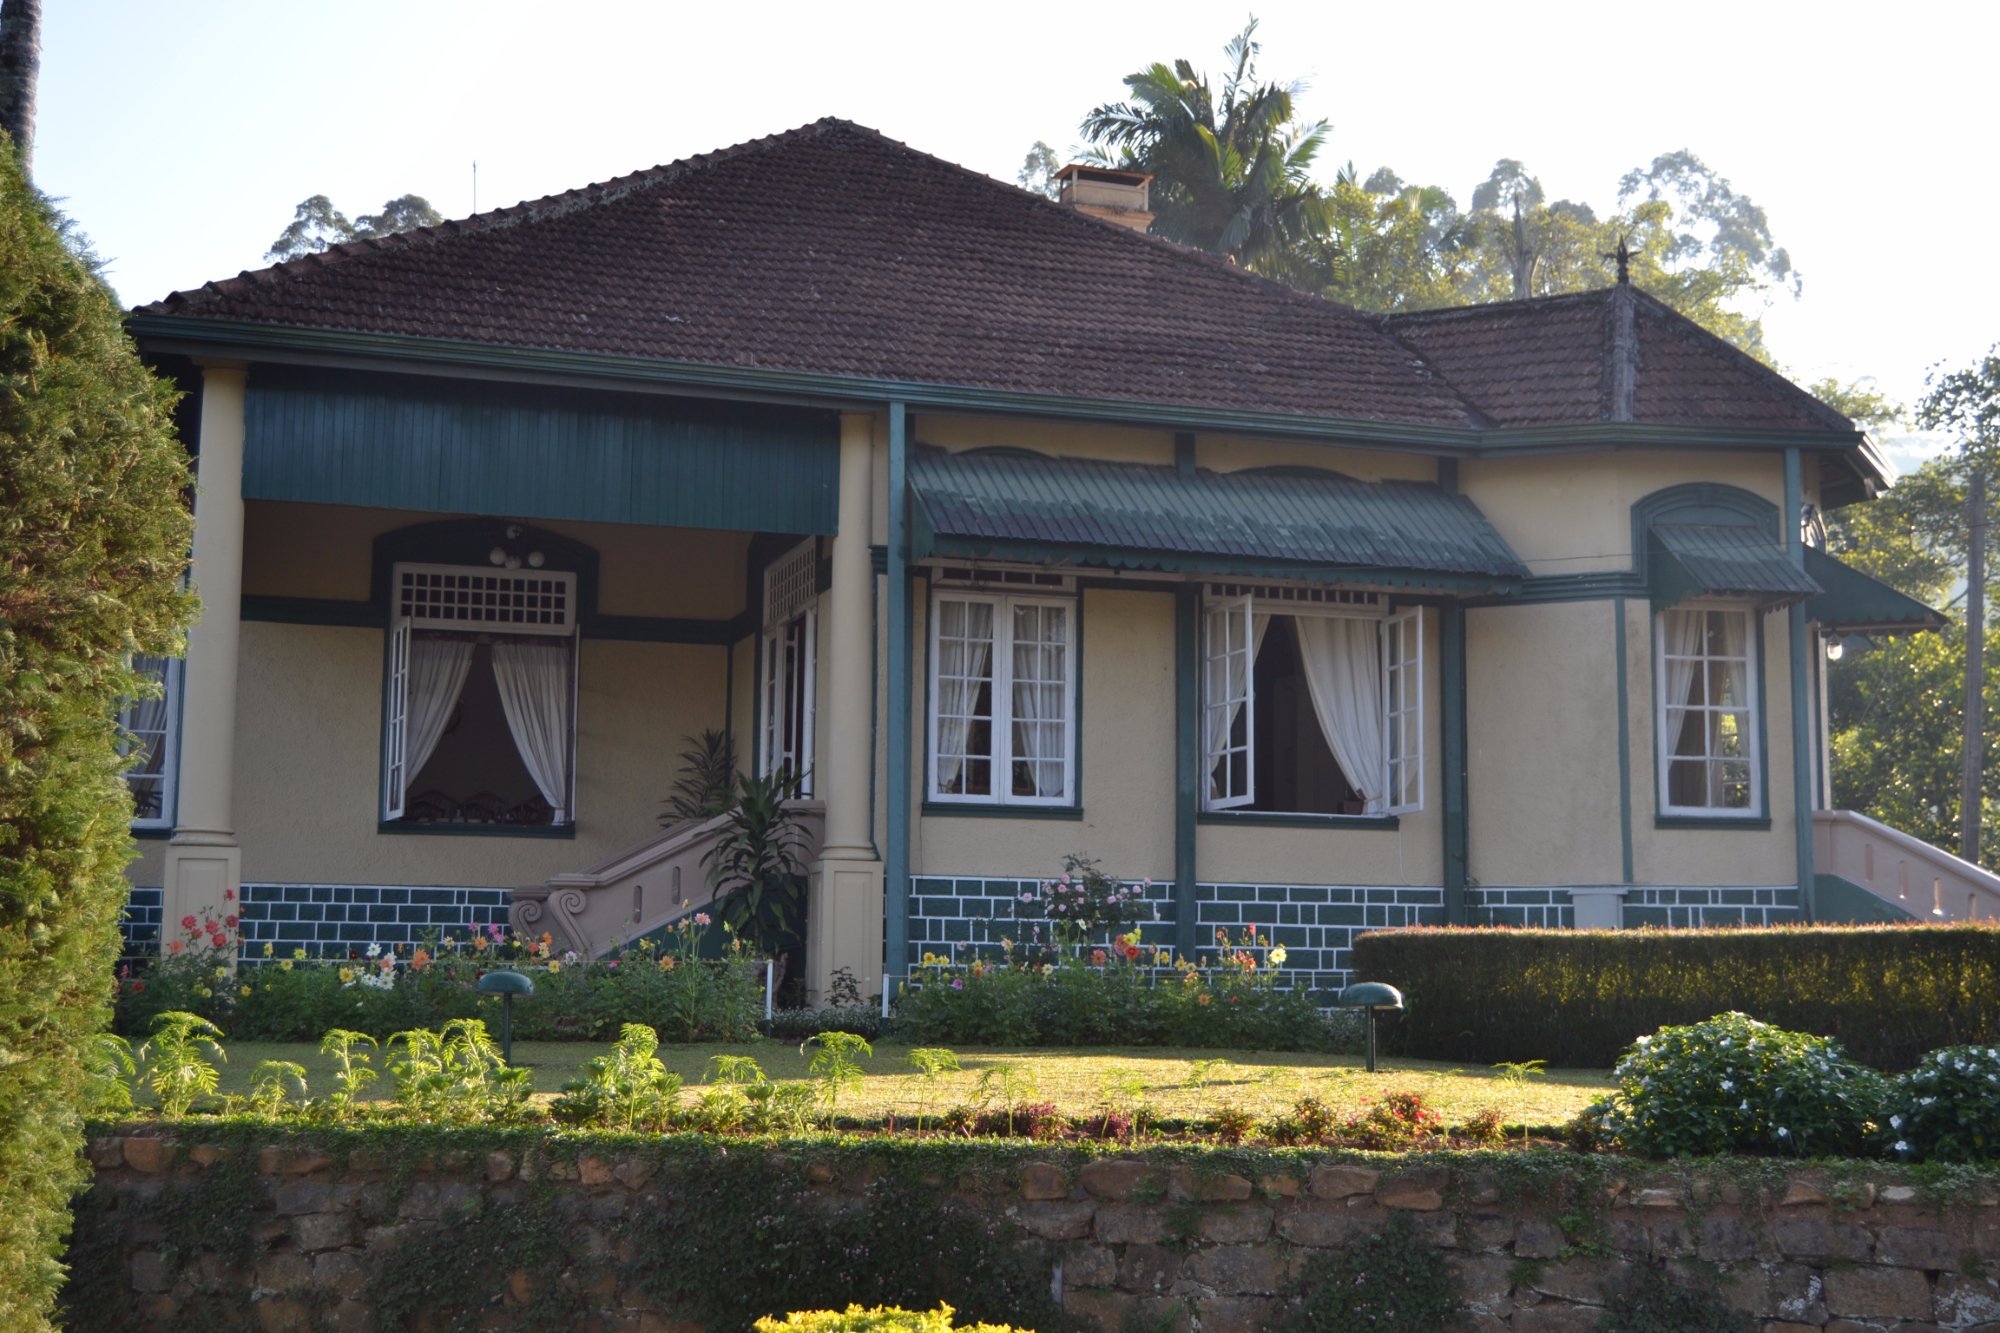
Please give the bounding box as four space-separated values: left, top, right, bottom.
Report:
807 855 885 1007
161 835 241 957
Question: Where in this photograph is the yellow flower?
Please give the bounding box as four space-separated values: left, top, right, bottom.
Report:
292 948 307 961
547 959 562 974
338 967 356 984
262 942 274 957
213 966 228 979
279 960 293 971
239 986 251 998
1269 945 1289 967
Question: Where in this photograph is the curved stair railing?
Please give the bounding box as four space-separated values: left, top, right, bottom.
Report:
511 801 826 957
1813 808 2000 923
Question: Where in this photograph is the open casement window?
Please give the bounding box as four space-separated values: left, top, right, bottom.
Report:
1657 604 1760 814
120 654 181 828
1383 609 1423 813
1201 588 1424 816
382 563 580 827
927 584 1075 805
760 541 817 794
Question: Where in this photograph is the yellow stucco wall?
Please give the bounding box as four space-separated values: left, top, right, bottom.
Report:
202 621 728 887
240 501 752 620
917 415 1172 466
1196 435 1435 483
1459 452 1785 578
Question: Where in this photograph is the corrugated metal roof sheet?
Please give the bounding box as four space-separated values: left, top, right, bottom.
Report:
909 449 1528 588
1648 523 1822 610
1804 546 1948 633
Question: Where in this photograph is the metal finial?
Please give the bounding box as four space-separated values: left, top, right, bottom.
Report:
1602 236 1632 285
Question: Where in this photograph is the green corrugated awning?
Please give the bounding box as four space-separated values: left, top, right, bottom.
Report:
1804 546 1948 633
908 448 1529 594
1647 522 1822 611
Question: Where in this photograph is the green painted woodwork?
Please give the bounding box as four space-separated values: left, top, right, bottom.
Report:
1440 604 1468 923
1803 546 1948 632
921 803 1084 821
1786 448 1818 922
241 365 838 533
1647 523 1820 612
1615 598 1634 885
885 404 912 979
1814 873 1917 922
1174 584 1200 959
1197 812 1401 831
130 315 1881 481
908 448 1526 591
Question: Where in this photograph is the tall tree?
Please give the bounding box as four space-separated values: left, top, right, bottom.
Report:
266 192 443 262
0 140 195 1328
1308 164 1474 312
1080 18 1330 275
1016 141 1061 200
0 0 38 174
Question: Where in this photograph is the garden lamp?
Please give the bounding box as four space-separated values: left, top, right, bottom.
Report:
476 970 535 1064
1335 981 1404 1073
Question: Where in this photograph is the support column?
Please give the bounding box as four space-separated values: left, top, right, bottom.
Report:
807 411 885 1002
1785 447 1817 922
162 363 247 950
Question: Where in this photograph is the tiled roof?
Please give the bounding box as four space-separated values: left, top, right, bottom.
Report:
911 448 1528 586
1382 288 1855 434
140 119 1478 428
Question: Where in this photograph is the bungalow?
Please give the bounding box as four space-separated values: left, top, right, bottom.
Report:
121 119 1981 1003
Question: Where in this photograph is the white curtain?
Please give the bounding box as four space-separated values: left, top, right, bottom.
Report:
1203 613 1270 779
1010 604 1068 798
1662 609 1707 758
126 655 172 782
405 636 474 784
1294 616 1388 813
934 601 994 795
492 640 573 821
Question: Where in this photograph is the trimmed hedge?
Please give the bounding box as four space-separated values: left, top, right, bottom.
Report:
1350 924 2000 1070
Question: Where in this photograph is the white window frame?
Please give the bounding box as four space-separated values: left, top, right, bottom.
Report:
1655 602 1762 817
1203 593 1256 809
760 541 818 794
121 655 181 830
382 562 581 824
925 585 1077 807
1200 586 1424 816
1383 608 1424 814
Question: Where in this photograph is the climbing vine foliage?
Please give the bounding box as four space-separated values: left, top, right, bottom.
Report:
0 130 195 1329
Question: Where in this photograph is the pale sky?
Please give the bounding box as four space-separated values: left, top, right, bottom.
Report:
39 0 1994 471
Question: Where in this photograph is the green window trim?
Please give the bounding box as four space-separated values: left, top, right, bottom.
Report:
1198 811 1401 831
919 802 1084 821
375 821 577 840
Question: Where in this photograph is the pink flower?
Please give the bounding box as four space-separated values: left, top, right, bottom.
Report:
210 934 228 950
224 889 235 901
694 912 711 927
180 915 198 931
951 978 964 990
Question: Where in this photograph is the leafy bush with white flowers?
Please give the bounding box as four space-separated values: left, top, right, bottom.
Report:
1586 1012 1888 1157
1887 1045 2000 1162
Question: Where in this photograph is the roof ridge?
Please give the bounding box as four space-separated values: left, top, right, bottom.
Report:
1382 287 1617 327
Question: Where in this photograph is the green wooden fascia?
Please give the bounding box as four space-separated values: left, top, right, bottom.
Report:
1173 585 1200 959
884 403 913 979
239 594 752 645
1785 447 1818 921
128 314 1876 463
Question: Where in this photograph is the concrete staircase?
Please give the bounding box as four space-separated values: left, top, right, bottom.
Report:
1813 808 2000 923
510 801 826 957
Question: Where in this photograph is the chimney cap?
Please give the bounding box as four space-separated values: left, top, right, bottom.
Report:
1054 163 1155 188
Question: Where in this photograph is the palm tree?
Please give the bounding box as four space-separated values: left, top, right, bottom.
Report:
1080 18 1330 276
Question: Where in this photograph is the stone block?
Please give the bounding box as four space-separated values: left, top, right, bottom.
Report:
1530 1257 1622 1305
255 1297 312 1331
1019 1162 1067 1200
1275 1202 1359 1248
1096 1203 1167 1245
1698 1214 1761 1261
1514 1219 1565 1259
1880 1184 1921 1206
613 1156 655 1190
312 1251 367 1299
1117 1243 1182 1294
1257 1174 1301 1198
1824 1266 1932 1321
1773 1217 1874 1262
1935 1272 2000 1326
1781 1175 1831 1206
1015 1200 1096 1241
1310 1163 1379 1199
293 1210 359 1252
1770 1262 1830 1325
1197 1205 1274 1245
486 1152 515 1183
1462 1212 1514 1252
1509 1304 1603 1333
1078 1159 1160 1201
87 1136 126 1168
1170 1168 1253 1202
1449 1253 1517 1314
1064 1244 1118 1290
188 1144 231 1169
1376 1168 1446 1212
253 1251 312 1295
1875 1225 1960 1271
1631 1187 1682 1208
328 1298 376 1332
130 1250 172 1293
274 1179 331 1216
1189 1295 1279 1333
577 1155 614 1187
123 1136 171 1174
1184 1245 1284 1295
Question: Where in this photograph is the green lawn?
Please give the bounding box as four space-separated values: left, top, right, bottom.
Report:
212 1039 1609 1128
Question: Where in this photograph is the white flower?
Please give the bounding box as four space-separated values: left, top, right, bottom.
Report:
366 942 381 958
1895 1140 1911 1154
1890 1115 1902 1130
1721 1080 1734 1092
1776 1126 1791 1139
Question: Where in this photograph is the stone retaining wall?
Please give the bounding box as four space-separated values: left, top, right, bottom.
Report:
75 1132 2000 1331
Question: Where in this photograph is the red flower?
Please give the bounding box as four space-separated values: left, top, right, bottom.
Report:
223 914 238 928
180 915 197 931
224 889 235 901
167 940 184 955
131 981 145 993
203 920 218 934
210 934 228 950
1124 945 1140 960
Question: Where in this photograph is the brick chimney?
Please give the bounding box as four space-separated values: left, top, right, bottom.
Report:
1055 164 1154 233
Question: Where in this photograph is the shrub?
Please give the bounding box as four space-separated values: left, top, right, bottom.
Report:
1886 1044 2000 1161
893 956 1355 1051
755 1306 1026 1332
1586 1012 1888 1157
1280 1212 1465 1331
1601 1262 1752 1332
0 136 196 1323
768 1005 886 1042
1351 923 2000 1069
551 1023 683 1131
